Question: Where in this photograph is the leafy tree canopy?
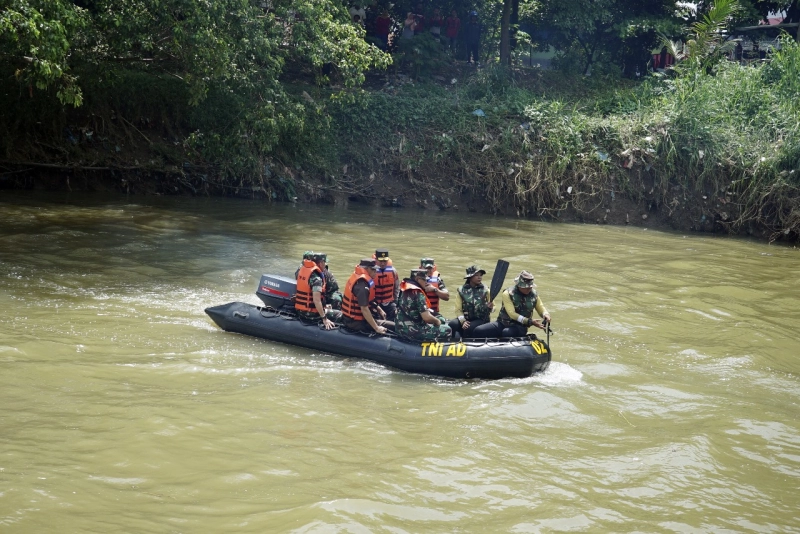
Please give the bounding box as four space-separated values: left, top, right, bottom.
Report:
0 0 390 107
521 0 683 75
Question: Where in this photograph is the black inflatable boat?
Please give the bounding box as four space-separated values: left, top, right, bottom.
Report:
204 275 551 379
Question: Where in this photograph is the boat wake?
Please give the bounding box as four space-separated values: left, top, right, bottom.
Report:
507 361 583 387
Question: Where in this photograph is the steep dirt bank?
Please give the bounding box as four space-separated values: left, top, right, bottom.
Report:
0 153 758 240
1 66 789 243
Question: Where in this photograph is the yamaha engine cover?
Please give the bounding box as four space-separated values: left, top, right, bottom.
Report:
256 274 296 309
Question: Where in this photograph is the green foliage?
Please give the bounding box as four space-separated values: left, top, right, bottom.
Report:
322 50 800 237
1 0 391 195
394 33 448 79
527 0 680 76
0 0 87 105
662 0 742 75
763 34 800 110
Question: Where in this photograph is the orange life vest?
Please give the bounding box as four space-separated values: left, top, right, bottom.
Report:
373 265 398 304
424 269 442 313
399 280 433 310
295 259 325 314
342 267 376 321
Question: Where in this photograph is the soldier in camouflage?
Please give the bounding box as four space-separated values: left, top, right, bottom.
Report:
473 270 550 338
448 265 494 339
396 268 453 341
322 256 342 310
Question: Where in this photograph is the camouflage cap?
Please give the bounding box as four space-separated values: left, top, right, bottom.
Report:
302 250 314 260
514 270 536 288
420 257 435 268
464 265 486 279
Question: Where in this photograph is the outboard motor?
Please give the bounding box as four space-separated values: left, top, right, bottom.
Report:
256 274 296 309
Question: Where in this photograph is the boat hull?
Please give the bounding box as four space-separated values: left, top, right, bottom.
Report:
205 302 551 379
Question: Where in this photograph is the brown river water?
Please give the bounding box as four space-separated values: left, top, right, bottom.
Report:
1 192 799 533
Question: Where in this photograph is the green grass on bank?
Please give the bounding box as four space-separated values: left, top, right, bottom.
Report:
2 39 799 240
323 41 800 238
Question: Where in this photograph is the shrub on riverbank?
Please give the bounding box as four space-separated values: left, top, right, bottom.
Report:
323 36 800 240
2 39 798 241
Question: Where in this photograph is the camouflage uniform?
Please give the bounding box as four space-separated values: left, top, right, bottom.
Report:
473 269 548 338
497 286 538 327
458 283 491 322
323 268 343 310
296 270 341 322
396 281 452 340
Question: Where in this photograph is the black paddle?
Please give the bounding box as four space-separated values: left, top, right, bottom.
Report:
489 259 510 302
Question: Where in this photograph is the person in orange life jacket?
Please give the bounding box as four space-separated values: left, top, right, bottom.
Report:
395 268 452 340
420 257 449 316
295 251 342 310
472 270 551 338
372 248 399 321
295 252 341 329
341 258 391 335
448 265 493 339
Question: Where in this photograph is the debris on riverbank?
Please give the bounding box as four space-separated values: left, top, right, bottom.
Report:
2 62 798 244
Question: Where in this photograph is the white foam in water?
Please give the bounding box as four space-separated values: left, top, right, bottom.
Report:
506 361 583 387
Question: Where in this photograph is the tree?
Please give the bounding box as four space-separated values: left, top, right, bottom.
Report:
745 0 799 38
500 0 513 64
664 0 742 74
0 0 87 105
0 0 390 107
527 0 681 76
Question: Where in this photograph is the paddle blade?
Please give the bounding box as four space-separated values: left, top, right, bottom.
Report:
489 259 510 301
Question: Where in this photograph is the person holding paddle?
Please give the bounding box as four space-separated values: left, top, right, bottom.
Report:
448 265 493 339
473 270 551 338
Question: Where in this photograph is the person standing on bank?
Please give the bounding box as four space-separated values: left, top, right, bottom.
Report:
463 10 482 64
373 248 399 321
473 270 551 338
396 268 453 341
295 252 341 330
448 265 493 339
420 257 449 315
445 9 460 54
341 258 389 335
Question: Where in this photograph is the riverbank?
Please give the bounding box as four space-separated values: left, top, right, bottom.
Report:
2 58 799 243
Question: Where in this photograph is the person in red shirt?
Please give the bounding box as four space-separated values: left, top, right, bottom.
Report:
375 8 392 51
445 10 460 54
413 2 426 35
429 7 444 42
